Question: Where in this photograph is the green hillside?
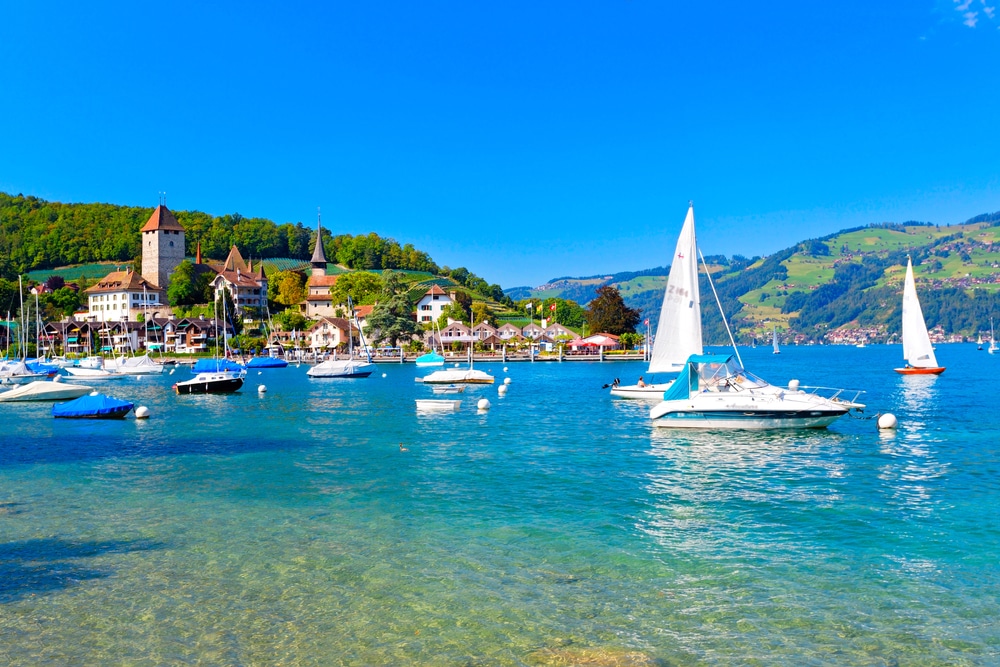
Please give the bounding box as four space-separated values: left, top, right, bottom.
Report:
518 215 1000 343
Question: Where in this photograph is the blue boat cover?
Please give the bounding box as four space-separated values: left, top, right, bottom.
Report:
246 357 289 369
192 358 245 373
52 393 134 418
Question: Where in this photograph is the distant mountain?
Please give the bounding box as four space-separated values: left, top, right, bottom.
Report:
510 213 1000 343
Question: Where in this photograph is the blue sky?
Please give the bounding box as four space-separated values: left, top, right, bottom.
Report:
1 1 998 289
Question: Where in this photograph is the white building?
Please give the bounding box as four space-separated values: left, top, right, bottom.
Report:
414 285 454 323
84 270 162 322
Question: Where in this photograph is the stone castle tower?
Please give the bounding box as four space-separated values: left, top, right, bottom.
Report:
140 204 186 290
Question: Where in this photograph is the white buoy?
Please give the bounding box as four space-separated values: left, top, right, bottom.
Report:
258 371 262 375
169 368 175 375
877 413 898 430
477 398 491 410
258 384 267 393
382 373 387 378
498 385 508 396
788 379 800 391
503 377 511 385
503 366 508 372
135 406 150 419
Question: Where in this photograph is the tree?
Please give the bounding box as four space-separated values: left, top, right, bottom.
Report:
471 302 491 326
585 285 640 335
365 270 419 347
269 270 307 308
167 259 199 306
619 332 644 350
330 271 382 306
274 308 309 332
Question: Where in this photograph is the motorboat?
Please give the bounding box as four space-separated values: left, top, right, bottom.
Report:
52 392 134 419
611 204 701 400
174 370 245 394
418 367 494 384
649 354 866 429
894 257 945 375
0 379 95 402
63 366 124 380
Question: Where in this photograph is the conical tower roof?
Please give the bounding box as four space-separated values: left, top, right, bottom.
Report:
311 213 328 269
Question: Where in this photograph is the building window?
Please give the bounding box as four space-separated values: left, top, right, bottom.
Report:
169 241 174 247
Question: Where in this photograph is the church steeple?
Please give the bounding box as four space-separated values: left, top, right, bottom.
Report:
310 209 328 277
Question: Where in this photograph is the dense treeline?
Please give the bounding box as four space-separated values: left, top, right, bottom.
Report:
0 193 445 279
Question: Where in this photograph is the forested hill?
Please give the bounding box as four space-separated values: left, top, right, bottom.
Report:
515 213 1000 343
0 192 439 277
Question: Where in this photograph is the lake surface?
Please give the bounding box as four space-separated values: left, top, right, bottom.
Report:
1 345 998 665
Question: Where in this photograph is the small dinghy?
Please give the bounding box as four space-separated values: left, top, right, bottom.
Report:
415 399 461 411
53 392 134 419
431 384 466 394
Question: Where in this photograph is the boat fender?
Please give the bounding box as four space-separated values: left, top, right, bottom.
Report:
877 413 898 430
135 406 150 419
788 379 800 391
53 375 62 383
477 398 491 411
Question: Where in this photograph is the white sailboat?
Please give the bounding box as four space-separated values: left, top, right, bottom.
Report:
610 203 701 400
772 327 780 354
894 256 945 375
989 318 997 355
307 297 376 378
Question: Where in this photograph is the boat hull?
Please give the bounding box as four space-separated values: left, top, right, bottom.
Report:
894 366 945 375
0 381 94 402
306 360 375 378
419 369 494 384
610 382 672 400
174 373 245 394
652 408 847 430
53 406 133 419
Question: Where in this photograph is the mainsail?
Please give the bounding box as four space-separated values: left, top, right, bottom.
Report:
901 257 938 368
647 205 703 374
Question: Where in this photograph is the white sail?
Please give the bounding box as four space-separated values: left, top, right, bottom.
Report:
901 257 938 368
648 205 702 374
772 327 780 354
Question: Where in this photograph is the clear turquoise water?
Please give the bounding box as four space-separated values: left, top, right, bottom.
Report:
1 347 998 666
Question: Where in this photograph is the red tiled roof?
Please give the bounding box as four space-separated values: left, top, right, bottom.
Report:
85 270 160 294
424 285 447 296
308 275 339 287
140 205 185 233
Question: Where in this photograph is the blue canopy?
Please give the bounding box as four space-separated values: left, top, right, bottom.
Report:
192 358 245 373
660 354 740 402
246 356 288 369
52 393 134 418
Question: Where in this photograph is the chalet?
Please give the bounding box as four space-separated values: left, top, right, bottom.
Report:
211 246 268 316
521 322 545 340
472 322 497 341
496 323 522 340
415 285 453 323
307 316 359 351
544 323 575 340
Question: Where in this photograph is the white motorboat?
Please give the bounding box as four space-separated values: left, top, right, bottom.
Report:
649 354 865 429
894 257 945 375
0 379 95 402
611 203 702 400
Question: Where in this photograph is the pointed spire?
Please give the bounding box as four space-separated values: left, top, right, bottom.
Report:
311 208 328 276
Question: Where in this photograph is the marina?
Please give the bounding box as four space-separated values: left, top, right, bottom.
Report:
1 344 997 665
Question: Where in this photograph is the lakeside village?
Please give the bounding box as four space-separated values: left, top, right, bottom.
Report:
1 206 633 364
1 205 988 363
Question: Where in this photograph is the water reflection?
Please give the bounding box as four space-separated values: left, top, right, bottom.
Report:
638 428 849 558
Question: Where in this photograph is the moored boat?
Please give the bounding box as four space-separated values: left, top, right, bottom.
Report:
649 354 866 429
52 392 134 419
174 371 245 394
0 380 95 402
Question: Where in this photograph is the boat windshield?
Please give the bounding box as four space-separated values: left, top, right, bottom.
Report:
695 358 768 392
